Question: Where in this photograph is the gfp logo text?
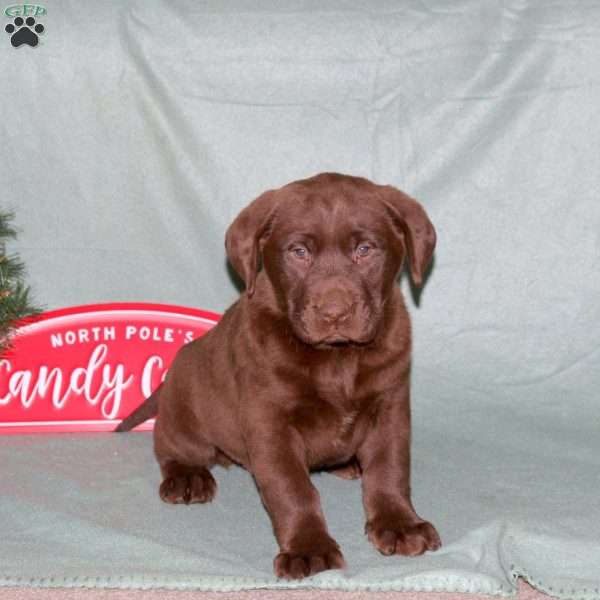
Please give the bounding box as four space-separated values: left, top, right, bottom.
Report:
4 4 46 17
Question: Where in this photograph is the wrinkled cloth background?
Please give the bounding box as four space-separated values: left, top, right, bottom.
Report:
2 0 599 596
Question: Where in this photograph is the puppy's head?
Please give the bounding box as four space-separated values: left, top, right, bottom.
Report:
225 173 436 347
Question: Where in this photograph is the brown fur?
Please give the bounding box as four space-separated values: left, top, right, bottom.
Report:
116 172 440 579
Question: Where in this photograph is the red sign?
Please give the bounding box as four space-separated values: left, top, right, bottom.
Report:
0 304 220 434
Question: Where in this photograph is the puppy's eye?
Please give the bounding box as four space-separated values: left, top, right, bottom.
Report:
356 244 372 257
290 245 309 259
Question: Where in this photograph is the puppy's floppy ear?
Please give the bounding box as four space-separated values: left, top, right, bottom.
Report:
380 185 436 287
225 190 279 297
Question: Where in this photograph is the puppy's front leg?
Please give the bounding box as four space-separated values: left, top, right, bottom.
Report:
248 426 345 579
357 384 441 556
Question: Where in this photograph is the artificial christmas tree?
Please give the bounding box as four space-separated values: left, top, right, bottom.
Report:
0 211 42 355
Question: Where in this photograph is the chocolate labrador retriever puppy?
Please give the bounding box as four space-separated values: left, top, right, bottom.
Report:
116 172 440 578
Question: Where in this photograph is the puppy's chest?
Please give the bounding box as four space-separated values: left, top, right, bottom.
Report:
311 357 358 402
307 350 388 402
293 356 378 465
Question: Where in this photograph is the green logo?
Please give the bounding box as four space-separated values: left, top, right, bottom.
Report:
4 3 45 47
4 4 46 17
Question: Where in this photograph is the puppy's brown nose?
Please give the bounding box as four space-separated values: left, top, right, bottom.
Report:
316 294 353 325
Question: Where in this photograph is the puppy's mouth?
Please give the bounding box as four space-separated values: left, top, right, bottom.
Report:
290 307 379 349
319 335 351 347
314 334 371 349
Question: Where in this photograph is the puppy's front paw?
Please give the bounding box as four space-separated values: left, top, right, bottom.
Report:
159 466 217 505
366 517 441 557
274 534 345 579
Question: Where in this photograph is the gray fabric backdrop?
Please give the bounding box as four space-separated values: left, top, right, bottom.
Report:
2 0 599 596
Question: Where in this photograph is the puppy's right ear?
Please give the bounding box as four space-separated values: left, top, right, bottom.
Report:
225 190 279 297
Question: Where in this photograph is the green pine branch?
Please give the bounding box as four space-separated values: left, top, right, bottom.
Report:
0 211 43 355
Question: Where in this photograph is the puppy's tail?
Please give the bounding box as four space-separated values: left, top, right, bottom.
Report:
114 385 161 432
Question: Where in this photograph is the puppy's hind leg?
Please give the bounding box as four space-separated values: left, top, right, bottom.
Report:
155 431 219 505
158 460 217 505
326 458 362 480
